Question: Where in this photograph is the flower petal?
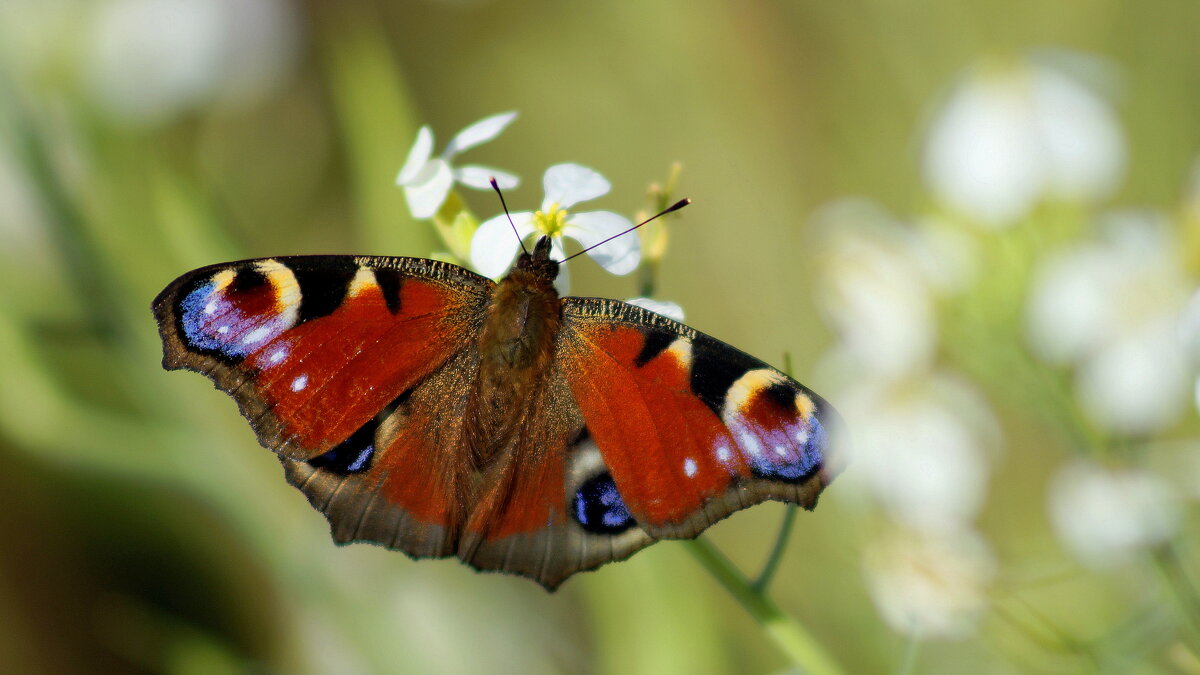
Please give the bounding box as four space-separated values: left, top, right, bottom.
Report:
403 158 453 219
469 211 535 278
563 211 640 275
454 165 520 190
542 163 610 209
396 125 434 186
443 111 517 158
625 297 685 321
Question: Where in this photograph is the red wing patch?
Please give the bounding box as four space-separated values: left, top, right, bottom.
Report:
247 277 462 452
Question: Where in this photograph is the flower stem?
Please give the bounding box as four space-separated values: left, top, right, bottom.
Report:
683 538 845 675
753 505 797 592
897 634 920 675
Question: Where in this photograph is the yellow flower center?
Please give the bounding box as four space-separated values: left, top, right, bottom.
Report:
533 204 569 237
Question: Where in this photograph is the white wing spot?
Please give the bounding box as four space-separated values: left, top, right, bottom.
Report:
204 301 217 315
267 346 288 364
740 430 762 456
775 446 788 457
716 445 733 464
291 374 308 391
243 326 272 345
795 428 810 444
683 457 698 478
216 325 230 335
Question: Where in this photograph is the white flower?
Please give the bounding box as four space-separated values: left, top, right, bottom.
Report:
1049 461 1179 567
625 298 684 322
811 199 938 378
923 55 1125 226
1026 212 1193 434
396 112 520 219
864 528 996 639
1076 322 1190 435
837 374 998 535
470 163 638 291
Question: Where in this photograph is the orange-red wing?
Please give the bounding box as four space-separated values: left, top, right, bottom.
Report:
153 255 492 460
558 298 840 536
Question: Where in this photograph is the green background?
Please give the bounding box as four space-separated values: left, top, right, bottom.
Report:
2 1 1198 673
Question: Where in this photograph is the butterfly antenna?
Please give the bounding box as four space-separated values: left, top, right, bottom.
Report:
490 177 528 255
558 198 691 264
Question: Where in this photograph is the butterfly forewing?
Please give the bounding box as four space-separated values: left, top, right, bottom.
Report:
153 255 493 460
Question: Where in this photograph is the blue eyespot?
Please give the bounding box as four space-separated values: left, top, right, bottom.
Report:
309 424 377 475
573 472 635 534
178 274 288 359
747 418 825 482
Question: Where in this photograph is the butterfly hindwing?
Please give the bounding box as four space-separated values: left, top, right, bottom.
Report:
280 347 482 561
557 298 840 539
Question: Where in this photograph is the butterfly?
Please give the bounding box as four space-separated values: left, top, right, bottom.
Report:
152 213 843 590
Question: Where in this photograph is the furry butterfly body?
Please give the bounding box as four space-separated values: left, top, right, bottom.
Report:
153 236 841 589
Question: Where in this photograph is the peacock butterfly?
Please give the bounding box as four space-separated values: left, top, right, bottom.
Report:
152 207 843 590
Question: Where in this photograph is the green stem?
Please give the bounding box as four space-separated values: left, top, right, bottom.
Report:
638 259 658 297
753 505 797 592
684 538 845 675
1151 543 1200 654
897 634 920 675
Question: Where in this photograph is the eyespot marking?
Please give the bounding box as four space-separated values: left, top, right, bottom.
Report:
309 420 378 476
177 263 302 360
573 472 635 534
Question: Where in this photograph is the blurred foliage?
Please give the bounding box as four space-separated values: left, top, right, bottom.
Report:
2 0 1200 673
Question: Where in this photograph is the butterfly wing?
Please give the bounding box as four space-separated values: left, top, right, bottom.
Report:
556 297 843 540
154 255 493 557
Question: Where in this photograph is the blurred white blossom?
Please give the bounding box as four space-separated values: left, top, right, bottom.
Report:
837 374 998 535
811 199 939 379
1050 461 1180 567
1181 289 1200 365
864 528 996 639
85 0 299 125
470 163 638 292
924 55 1125 226
396 112 520 219
1026 213 1193 435
626 297 685 321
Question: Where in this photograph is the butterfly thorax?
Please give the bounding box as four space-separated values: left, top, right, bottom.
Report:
467 238 561 468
